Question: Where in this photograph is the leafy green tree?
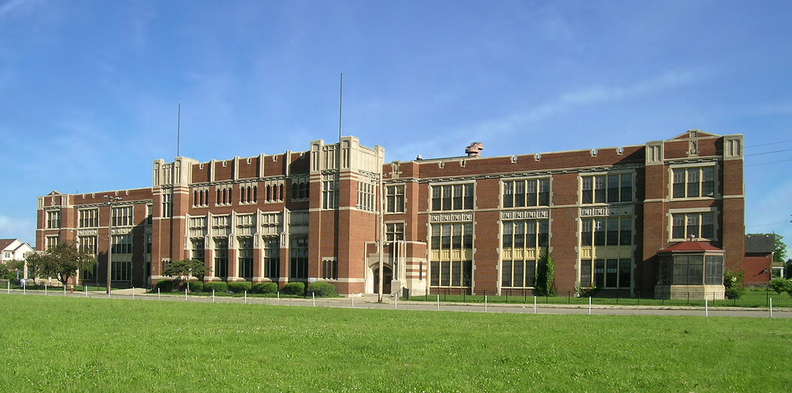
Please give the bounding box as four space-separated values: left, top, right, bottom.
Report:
724 270 745 300
0 259 25 281
162 259 209 284
25 241 96 286
535 251 557 297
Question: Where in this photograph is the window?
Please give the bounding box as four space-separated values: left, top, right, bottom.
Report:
501 220 549 288
658 253 723 286
146 205 153 224
214 238 228 279
672 166 714 198
161 193 173 218
673 255 704 285
146 235 152 254
705 255 723 285
239 184 257 205
291 177 310 201
192 188 209 207
502 178 550 208
46 211 61 229
290 236 308 279
263 237 280 280
581 174 632 204
386 185 405 213
580 259 631 288
111 261 132 282
111 235 133 254
357 179 376 211
78 209 98 228
215 186 233 206
79 236 97 255
322 176 339 209
671 212 715 240
429 223 472 287
322 259 338 280
112 206 133 227
431 183 474 211
237 237 253 278
581 217 631 247
191 238 204 263
386 222 405 242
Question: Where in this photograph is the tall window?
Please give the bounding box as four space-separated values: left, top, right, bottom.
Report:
111 261 132 282
240 184 257 205
502 178 550 208
322 259 338 280
191 238 204 263
672 212 715 240
193 188 209 207
581 217 632 247
386 222 405 242
46 211 61 229
581 174 632 204
431 184 474 211
323 176 339 209
213 238 228 279
290 236 308 279
237 238 253 278
79 236 98 280
112 206 133 227
78 209 98 228
146 205 153 224
672 166 714 198
263 237 280 280
580 259 630 288
215 186 233 206
161 193 173 218
429 223 473 287
386 185 405 213
357 179 376 211
501 220 548 288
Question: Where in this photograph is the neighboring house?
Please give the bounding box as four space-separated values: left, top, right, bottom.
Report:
0 238 35 279
743 234 775 287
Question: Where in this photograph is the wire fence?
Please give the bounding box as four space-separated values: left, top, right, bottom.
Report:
417 287 792 308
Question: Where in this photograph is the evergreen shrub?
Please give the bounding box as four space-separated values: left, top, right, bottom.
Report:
203 282 228 293
155 280 175 292
253 282 278 294
227 281 252 293
308 281 337 297
282 282 305 295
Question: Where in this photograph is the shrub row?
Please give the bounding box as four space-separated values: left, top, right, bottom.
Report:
153 280 337 297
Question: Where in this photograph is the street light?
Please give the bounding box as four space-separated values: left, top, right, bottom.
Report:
104 195 122 294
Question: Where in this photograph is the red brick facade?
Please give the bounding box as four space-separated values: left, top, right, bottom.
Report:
36 131 745 298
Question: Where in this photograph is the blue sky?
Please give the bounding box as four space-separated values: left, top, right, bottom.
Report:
1 0 790 249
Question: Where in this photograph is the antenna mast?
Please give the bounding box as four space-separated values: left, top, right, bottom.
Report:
176 102 181 157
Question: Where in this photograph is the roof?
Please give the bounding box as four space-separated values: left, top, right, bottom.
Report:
658 241 724 253
0 239 16 251
745 234 775 254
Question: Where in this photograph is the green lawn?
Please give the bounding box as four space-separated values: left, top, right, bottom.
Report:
1 295 790 392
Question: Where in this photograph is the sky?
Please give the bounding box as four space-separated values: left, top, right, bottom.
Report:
1 0 790 250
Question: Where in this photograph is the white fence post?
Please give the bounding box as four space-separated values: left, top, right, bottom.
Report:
588 297 592 315
533 295 537 314
770 298 773 318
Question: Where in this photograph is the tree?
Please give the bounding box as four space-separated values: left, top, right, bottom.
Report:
0 259 25 281
535 251 557 297
724 270 745 300
25 241 96 286
162 259 209 283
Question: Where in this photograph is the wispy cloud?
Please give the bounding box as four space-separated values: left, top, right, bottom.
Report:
0 0 41 18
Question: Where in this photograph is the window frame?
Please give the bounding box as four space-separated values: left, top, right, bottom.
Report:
670 164 716 199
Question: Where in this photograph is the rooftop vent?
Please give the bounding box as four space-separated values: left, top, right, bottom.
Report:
465 142 483 157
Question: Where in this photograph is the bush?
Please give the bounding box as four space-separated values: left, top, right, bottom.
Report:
253 282 278 294
308 281 337 297
185 281 203 292
227 281 252 293
155 280 175 292
282 282 305 295
203 282 228 293
769 278 792 295
724 270 745 300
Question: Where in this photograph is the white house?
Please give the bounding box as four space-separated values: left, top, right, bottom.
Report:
1 239 35 279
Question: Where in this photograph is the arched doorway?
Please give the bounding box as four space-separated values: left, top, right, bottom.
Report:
373 266 392 295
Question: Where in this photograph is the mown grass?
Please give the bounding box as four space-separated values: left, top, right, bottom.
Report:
1 295 790 392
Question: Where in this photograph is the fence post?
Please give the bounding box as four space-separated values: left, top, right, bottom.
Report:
63 285 66 296
185 288 188 301
588 296 592 315
212 289 215 303
277 291 280 305
312 291 315 307
437 294 440 311
705 296 709 317
85 286 88 297
533 295 537 314
158 287 160 299
132 287 135 299
770 298 773 318
245 290 247 304
395 295 398 310
485 295 488 313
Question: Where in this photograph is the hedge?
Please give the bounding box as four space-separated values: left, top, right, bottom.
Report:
155 280 174 292
203 282 228 293
308 281 337 297
227 281 252 293
183 281 203 292
282 282 305 295
252 282 278 294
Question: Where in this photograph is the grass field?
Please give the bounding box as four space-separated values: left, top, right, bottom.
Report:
1 295 790 392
